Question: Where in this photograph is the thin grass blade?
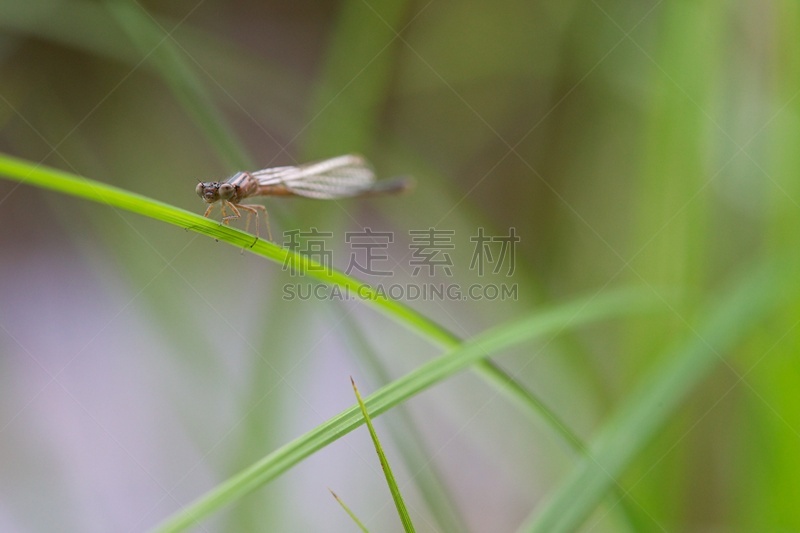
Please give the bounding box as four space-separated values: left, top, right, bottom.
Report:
330 489 370 533
521 262 781 533
352 377 416 533
153 289 647 532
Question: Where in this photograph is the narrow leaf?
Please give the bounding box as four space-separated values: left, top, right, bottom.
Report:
521 263 780 533
154 289 646 532
352 377 416 533
330 489 370 533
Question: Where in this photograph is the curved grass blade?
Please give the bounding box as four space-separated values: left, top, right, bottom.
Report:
352 377 416 533
153 289 646 532
104 0 252 170
0 153 653 531
0 152 454 345
0 153 631 446
521 262 780 533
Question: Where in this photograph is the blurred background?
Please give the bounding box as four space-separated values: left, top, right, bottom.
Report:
1 0 799 531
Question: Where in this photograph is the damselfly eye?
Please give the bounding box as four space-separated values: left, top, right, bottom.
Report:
195 182 206 198
219 183 235 199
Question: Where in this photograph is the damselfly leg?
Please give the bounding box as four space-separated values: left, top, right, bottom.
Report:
222 202 270 242
204 200 270 246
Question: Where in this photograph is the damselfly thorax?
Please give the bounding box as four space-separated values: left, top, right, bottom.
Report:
196 154 412 242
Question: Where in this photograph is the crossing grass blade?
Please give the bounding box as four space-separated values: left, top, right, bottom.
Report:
352 377 416 533
0 152 653 532
152 290 647 532
0 151 652 455
521 262 781 533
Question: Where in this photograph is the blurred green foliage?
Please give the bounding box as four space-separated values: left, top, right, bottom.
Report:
1 0 799 531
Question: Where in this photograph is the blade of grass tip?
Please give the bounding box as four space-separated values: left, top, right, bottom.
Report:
338 304 638 533
153 289 648 532
104 0 252 170
335 306 470 533
329 489 370 533
352 377 416 533
521 261 781 533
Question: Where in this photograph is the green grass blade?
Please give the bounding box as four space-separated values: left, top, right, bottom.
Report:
329 489 370 533
0 154 652 533
104 0 252 169
153 290 646 532
477 360 588 452
521 262 781 533
302 0 410 156
0 153 635 447
352 378 416 533
336 309 470 533
0 152 453 343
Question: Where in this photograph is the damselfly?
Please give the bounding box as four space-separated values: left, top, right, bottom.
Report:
196 154 412 241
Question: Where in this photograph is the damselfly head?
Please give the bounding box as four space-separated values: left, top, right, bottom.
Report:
196 180 240 204
196 181 222 203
